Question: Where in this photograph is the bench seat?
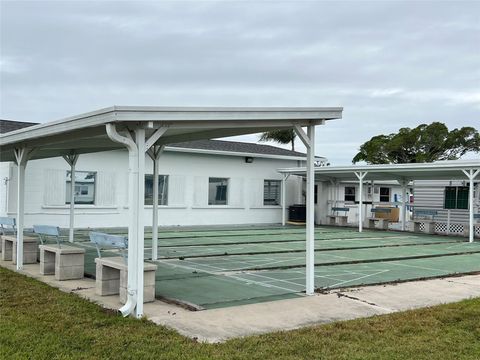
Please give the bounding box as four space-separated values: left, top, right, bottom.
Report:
1 235 37 264
39 244 86 280
95 257 157 304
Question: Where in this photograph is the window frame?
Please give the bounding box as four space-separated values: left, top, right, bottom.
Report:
65 170 97 205
144 174 169 206
208 177 229 205
379 187 391 203
263 179 281 206
344 186 356 202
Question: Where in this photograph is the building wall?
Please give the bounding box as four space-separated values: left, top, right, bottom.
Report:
0 150 303 228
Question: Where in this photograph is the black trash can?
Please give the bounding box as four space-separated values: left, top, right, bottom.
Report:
288 204 306 222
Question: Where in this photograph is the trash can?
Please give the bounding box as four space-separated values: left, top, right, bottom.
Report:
288 204 306 222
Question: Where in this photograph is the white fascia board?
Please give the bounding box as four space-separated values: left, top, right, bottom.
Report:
164 146 307 161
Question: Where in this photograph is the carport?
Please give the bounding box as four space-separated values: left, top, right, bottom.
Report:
0 105 343 317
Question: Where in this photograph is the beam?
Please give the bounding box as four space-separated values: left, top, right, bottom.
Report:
398 179 409 232
63 153 79 243
462 169 480 242
354 171 368 232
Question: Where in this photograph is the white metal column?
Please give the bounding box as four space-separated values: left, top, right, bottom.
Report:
463 169 479 243
63 154 79 243
281 173 290 226
294 123 316 295
147 145 165 260
354 171 367 233
13 148 34 271
400 179 408 232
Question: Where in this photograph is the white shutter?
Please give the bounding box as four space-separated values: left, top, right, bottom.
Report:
96 172 116 206
249 178 264 208
168 175 186 206
193 176 208 207
44 169 66 206
229 178 244 207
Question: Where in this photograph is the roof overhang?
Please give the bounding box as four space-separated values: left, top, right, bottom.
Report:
278 161 480 182
0 106 343 162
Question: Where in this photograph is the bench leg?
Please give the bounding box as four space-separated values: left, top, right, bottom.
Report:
40 249 56 275
96 264 120 296
1 239 13 261
55 253 85 281
328 217 336 225
424 223 435 234
119 269 156 304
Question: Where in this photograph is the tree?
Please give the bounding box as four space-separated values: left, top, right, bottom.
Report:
259 129 296 151
352 122 480 164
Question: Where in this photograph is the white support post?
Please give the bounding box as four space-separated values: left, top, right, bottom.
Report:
354 171 367 233
400 179 408 232
63 154 79 243
463 169 480 243
147 145 165 260
281 173 290 226
13 147 34 271
294 124 316 295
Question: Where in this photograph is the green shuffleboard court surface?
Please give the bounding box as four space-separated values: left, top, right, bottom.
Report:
72 225 480 310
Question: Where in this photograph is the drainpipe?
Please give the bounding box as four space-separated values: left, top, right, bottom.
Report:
106 123 138 317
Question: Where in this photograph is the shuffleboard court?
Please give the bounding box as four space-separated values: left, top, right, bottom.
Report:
69 225 480 309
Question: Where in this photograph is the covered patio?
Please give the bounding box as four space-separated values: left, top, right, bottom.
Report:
0 105 343 317
279 161 480 242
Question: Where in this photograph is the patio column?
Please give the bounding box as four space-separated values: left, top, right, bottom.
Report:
106 124 167 318
63 153 79 243
294 123 317 295
13 147 34 270
147 145 165 260
462 169 480 243
399 179 408 232
354 171 367 232
281 173 290 226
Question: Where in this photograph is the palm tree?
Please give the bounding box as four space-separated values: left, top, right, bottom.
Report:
259 129 296 151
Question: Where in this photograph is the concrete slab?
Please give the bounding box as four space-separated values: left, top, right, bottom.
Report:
1 260 479 343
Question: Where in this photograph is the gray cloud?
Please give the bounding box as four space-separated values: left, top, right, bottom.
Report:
1 0 478 164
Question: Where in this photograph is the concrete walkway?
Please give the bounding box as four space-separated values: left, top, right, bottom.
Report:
2 260 479 343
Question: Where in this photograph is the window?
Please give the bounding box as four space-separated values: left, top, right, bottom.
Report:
344 186 355 202
314 184 318 204
66 171 96 204
145 175 168 205
444 186 469 210
264 180 281 205
209 178 228 205
379 187 390 202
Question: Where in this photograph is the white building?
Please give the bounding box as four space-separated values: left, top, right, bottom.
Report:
1 119 319 228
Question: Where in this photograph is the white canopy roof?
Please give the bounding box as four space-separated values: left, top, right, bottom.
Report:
278 160 480 182
0 106 343 162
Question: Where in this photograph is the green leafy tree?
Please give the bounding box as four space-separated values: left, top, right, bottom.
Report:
259 129 296 151
353 122 480 164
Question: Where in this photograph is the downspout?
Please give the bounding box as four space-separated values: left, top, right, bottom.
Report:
106 123 137 317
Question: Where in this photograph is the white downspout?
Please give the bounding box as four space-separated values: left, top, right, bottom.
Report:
281 173 290 226
106 124 138 317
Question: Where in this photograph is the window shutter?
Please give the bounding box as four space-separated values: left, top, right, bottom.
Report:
456 186 469 210
193 176 208 207
96 172 116 206
444 186 457 209
44 169 66 206
168 175 186 206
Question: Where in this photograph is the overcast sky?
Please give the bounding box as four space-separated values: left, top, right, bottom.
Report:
1 0 478 164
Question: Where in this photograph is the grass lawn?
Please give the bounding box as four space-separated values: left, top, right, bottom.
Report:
1 267 479 359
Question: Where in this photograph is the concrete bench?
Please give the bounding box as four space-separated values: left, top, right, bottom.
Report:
365 208 392 230
95 257 157 304
327 207 350 226
412 209 438 234
34 225 86 281
1 235 38 264
0 216 17 255
89 231 157 304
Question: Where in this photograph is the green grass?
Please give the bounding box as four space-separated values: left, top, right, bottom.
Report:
1 267 479 359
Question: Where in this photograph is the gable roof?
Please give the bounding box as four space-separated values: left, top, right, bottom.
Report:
169 139 306 158
0 118 313 159
0 119 39 134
